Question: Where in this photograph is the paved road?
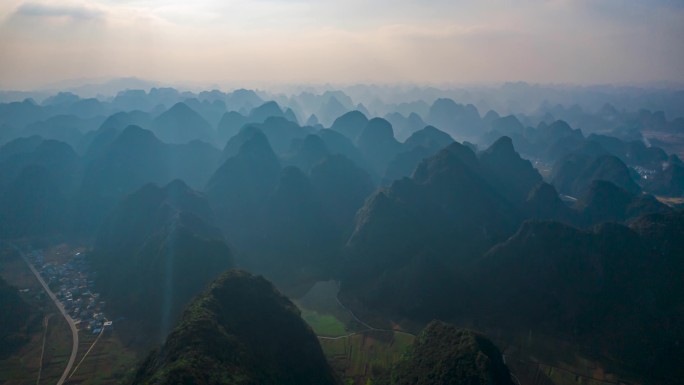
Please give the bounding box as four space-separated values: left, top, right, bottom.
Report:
8 243 79 385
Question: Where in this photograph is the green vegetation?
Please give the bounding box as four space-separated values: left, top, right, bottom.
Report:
91 180 234 340
302 310 347 337
0 277 35 355
0 316 44 385
68 327 140 385
295 280 368 337
39 314 73 385
384 321 514 385
320 330 414 385
128 270 336 385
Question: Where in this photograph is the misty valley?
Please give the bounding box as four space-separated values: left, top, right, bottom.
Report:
0 84 683 385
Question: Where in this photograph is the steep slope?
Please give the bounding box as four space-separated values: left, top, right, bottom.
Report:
167 140 221 189
285 134 329 172
205 130 281 239
310 154 375 236
0 138 81 237
383 146 436 185
489 115 524 136
22 115 87 148
216 111 246 143
330 110 368 142
524 182 577 223
476 214 684 383
383 125 455 184
0 138 81 195
78 125 220 233
551 148 640 198
386 321 514 385
257 117 312 156
183 98 227 128
348 142 520 272
578 155 641 195
28 139 82 194
479 136 543 204
212 132 369 290
317 129 371 174
248 167 337 283
384 112 427 141
531 120 586 161
403 125 454 153
0 164 67 237
76 125 170 231
574 180 669 225
222 118 312 158
152 102 215 144
478 221 639 332
588 134 669 170
342 142 521 318
92 180 234 339
221 125 262 160
428 99 483 138
0 135 43 163
644 157 684 197
98 110 152 133
248 101 288 123
356 118 402 176
317 96 349 127
128 270 336 385
94 179 215 256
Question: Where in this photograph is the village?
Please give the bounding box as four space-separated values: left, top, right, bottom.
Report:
27 249 112 335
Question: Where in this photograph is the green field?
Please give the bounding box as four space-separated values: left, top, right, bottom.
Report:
0 244 140 385
67 327 139 385
295 281 418 384
301 310 348 337
295 280 368 337
320 330 415 385
0 312 74 385
0 316 46 385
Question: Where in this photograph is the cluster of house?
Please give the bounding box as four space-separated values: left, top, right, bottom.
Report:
30 250 112 334
632 165 657 180
532 160 553 176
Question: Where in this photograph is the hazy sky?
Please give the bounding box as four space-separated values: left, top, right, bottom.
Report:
0 0 682 89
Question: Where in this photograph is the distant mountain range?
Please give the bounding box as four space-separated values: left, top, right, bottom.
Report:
0 85 683 384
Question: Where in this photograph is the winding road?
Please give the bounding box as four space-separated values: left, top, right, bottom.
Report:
7 243 79 385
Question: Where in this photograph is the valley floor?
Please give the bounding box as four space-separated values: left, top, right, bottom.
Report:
0 242 651 385
296 280 646 385
0 242 139 385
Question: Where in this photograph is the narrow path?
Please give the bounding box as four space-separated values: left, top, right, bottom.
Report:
316 281 416 341
7 243 79 385
318 331 365 341
36 314 51 385
68 324 106 381
508 366 522 385
334 294 376 331
337 281 415 335
331 283 527 385
318 329 415 341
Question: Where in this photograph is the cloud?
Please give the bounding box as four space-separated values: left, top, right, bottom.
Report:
14 2 104 21
0 0 682 88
